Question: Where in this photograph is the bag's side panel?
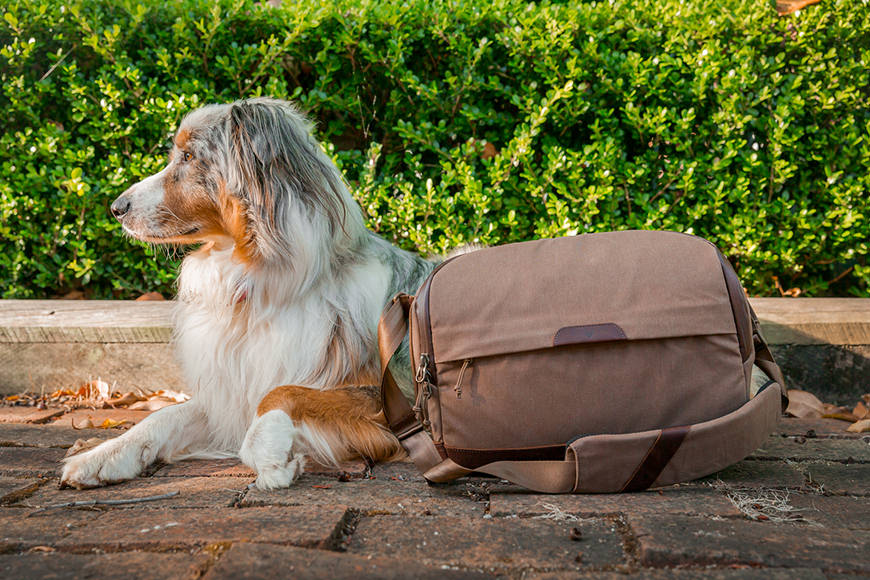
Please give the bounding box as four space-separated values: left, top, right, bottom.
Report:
717 252 756 395
436 333 747 454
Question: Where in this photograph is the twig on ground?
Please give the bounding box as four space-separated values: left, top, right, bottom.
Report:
711 484 818 525
534 502 584 523
27 491 180 515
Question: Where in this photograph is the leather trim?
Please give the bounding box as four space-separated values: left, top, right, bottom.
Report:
621 425 690 492
444 444 566 470
553 323 627 346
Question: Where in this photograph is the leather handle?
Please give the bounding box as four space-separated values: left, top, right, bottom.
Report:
377 295 443 473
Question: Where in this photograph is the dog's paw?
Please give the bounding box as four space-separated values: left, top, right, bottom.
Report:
60 439 145 489
240 409 308 490
253 454 306 490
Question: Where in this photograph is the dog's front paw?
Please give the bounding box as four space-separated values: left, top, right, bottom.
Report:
239 409 308 490
253 454 306 490
60 440 145 489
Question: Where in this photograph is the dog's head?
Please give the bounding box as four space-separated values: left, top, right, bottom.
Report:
111 98 360 266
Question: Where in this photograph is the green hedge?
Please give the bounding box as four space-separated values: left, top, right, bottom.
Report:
1 0 868 298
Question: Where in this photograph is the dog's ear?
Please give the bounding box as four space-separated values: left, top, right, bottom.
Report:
228 100 347 237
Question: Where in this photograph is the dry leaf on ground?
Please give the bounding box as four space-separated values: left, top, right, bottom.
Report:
822 404 860 422
846 419 870 433
98 418 129 429
104 392 146 408
853 401 868 420
65 438 104 458
129 389 189 411
785 389 825 418
71 416 130 430
71 417 94 430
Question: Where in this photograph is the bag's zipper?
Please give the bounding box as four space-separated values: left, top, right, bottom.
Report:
453 358 472 399
410 256 458 428
413 353 433 427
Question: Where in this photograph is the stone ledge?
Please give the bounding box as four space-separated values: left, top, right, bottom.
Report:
751 297 870 345
2 298 868 346
0 299 868 399
0 300 173 344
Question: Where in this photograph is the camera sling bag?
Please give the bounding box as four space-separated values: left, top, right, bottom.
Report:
378 230 787 493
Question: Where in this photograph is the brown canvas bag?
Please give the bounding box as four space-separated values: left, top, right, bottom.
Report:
378 231 787 493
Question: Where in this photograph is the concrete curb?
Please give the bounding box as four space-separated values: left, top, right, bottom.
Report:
1 299 868 401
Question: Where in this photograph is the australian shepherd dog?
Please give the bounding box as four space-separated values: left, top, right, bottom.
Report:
61 98 435 490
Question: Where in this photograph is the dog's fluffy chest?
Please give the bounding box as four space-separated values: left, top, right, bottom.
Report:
170 246 390 446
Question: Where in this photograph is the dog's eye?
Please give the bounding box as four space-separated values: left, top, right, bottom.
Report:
182 151 193 163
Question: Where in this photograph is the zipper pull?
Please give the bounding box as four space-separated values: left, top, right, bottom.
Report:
454 359 472 399
415 353 431 384
413 353 433 427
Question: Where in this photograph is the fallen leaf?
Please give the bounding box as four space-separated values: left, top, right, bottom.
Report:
312 485 332 489
27 546 56 553
136 291 165 301
65 437 104 458
846 419 870 433
152 389 190 403
129 399 176 411
853 401 868 420
776 0 821 16
823 412 860 422
785 390 825 418
71 417 94 430
104 392 146 408
821 403 859 422
4 395 19 401
97 418 130 429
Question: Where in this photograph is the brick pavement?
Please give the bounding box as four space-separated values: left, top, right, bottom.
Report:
0 408 866 579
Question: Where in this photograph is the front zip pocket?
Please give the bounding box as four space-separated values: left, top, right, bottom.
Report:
453 359 473 399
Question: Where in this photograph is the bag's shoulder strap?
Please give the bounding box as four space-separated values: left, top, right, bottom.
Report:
378 295 443 474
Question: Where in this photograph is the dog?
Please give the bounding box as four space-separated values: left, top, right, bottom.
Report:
60 98 436 490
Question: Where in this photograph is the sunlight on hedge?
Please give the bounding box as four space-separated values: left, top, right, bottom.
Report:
1 0 868 298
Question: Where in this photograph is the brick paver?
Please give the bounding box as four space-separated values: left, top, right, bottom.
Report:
0 423 114 448
489 487 742 518
749 436 870 462
24 476 253 509
0 477 41 505
803 461 870 495
0 552 206 580
347 515 626 573
55 506 351 551
204 543 490 579
243 463 490 516
0 415 866 578
0 447 66 477
630 513 868 573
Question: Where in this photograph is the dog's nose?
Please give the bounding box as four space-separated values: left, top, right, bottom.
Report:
110 196 131 220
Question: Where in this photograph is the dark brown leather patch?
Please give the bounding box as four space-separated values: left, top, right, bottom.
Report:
622 425 690 492
553 323 627 346
444 445 566 470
